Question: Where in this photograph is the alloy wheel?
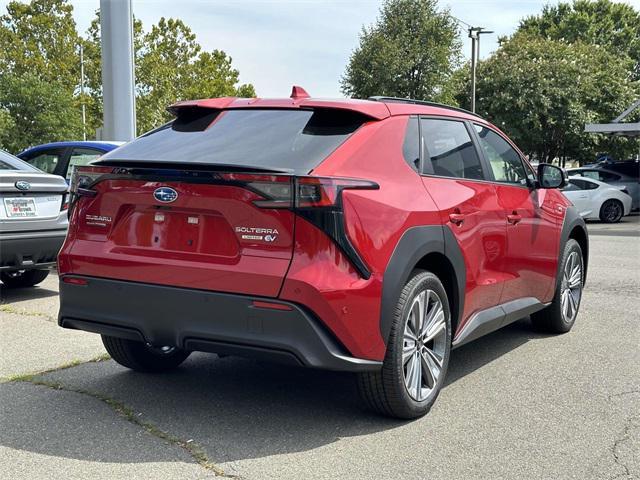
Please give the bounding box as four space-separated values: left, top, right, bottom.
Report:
402 289 448 402
603 201 622 222
560 251 582 323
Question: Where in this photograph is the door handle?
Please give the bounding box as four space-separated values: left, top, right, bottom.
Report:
449 212 465 226
507 211 522 225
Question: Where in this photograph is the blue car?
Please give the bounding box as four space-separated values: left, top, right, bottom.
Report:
18 141 124 181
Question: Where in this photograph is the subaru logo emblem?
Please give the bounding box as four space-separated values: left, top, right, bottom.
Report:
15 180 31 191
153 187 178 203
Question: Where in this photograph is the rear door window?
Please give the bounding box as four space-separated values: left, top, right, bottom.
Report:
420 118 484 180
101 108 366 174
22 149 65 174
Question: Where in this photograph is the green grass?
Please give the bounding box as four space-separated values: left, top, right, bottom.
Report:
4 353 235 477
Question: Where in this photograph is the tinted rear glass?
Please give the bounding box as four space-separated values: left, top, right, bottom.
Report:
101 108 365 173
0 150 39 171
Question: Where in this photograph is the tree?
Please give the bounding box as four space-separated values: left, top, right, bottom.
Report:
341 0 461 102
456 35 639 164
0 108 16 149
0 73 82 152
518 0 640 80
0 0 84 151
83 16 256 134
0 0 80 88
133 18 255 133
0 0 256 151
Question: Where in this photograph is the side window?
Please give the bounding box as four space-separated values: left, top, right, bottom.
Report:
598 171 621 182
67 148 103 179
523 158 537 184
570 179 598 190
581 170 599 180
420 118 484 180
23 150 63 174
563 181 581 191
474 125 527 185
402 117 420 172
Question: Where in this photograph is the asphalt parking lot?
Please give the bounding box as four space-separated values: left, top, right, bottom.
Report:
1 216 638 480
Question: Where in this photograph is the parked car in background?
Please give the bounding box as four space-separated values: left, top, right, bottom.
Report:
567 166 639 211
589 158 639 179
0 150 68 287
57 91 588 419
562 176 632 223
18 141 123 182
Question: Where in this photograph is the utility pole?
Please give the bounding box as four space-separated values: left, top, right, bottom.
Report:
468 27 493 113
100 0 136 141
79 44 86 141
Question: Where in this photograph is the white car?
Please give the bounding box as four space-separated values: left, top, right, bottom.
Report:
562 176 632 223
0 149 68 287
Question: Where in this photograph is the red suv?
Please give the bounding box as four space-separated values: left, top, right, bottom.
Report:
58 88 588 419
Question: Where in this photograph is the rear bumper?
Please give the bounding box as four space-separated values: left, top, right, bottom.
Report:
0 230 66 271
58 276 382 372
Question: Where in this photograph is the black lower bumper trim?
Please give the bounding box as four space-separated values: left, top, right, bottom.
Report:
59 276 382 372
0 234 65 270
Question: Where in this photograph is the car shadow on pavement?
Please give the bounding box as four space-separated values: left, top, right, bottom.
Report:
0 317 550 466
0 284 58 303
446 317 552 385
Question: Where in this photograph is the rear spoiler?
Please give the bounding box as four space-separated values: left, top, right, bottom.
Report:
167 97 391 120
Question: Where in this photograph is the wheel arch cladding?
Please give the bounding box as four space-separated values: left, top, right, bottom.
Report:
560 205 589 285
379 225 466 345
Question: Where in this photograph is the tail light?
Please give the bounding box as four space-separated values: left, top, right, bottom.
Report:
219 173 378 277
70 165 114 197
217 173 378 209
69 165 379 278
216 173 379 278
61 193 69 211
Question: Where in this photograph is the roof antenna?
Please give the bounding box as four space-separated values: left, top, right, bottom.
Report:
290 85 310 99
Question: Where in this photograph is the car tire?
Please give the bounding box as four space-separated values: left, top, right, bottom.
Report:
599 199 623 223
0 269 49 288
101 335 191 373
531 239 584 333
357 270 452 419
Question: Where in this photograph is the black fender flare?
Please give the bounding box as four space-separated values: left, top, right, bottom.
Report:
558 205 589 286
379 225 466 345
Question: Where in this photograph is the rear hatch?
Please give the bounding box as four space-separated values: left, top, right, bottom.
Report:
0 157 68 233
61 107 370 297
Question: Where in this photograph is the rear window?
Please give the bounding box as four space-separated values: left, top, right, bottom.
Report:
101 108 366 173
0 150 39 171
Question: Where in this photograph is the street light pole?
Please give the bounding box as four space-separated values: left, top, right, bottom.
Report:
79 43 86 141
468 27 493 113
100 0 136 141
469 28 477 113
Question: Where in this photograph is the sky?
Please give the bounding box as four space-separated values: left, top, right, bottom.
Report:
2 0 640 97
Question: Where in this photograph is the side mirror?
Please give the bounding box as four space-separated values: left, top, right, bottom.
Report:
537 163 566 189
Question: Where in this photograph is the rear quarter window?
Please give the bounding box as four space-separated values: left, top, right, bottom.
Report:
101 108 367 174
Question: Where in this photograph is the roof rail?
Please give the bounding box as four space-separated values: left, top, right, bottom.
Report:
367 96 482 119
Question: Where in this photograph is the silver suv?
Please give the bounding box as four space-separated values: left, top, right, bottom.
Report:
0 150 68 287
